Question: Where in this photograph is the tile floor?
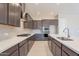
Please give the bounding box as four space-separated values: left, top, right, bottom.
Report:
27 41 53 56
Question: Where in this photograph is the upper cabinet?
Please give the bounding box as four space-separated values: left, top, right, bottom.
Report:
0 3 22 27
8 4 15 26
8 3 21 27
0 4 8 24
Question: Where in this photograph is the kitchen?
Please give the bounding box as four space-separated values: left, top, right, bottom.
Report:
0 3 79 56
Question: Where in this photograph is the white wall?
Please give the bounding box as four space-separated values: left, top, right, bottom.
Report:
25 3 58 20
58 3 79 37
24 3 79 37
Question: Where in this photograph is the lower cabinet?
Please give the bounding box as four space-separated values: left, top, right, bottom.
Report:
27 35 35 52
0 35 35 56
51 41 55 55
19 36 35 56
55 44 61 56
48 36 61 56
11 50 18 56
0 45 19 56
51 38 61 56
19 39 28 56
19 43 28 56
62 45 78 56
62 50 69 56
48 36 78 56
48 37 51 51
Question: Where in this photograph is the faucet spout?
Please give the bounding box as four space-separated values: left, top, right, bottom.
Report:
63 27 70 38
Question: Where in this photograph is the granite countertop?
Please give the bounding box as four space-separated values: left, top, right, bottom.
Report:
49 33 79 54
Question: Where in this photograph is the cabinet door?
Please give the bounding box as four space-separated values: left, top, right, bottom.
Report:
62 45 78 56
62 51 69 56
14 4 21 27
19 39 28 56
25 43 28 55
51 38 61 56
55 45 61 56
24 21 28 28
48 39 51 51
51 41 55 56
8 4 15 26
19 44 26 56
28 38 33 51
8 3 21 27
11 50 18 56
27 36 35 52
0 4 7 24
0 45 18 56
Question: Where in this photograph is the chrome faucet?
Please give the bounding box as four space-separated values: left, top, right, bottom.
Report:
63 27 70 38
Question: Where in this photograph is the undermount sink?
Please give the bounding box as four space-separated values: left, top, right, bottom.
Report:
57 37 73 41
17 34 31 37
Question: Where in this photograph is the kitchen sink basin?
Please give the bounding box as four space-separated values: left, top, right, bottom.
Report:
57 37 73 41
17 34 30 37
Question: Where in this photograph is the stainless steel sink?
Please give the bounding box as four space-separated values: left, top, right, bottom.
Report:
57 37 73 41
17 34 30 37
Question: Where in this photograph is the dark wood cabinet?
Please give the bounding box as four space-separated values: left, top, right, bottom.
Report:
19 39 29 56
8 3 21 27
0 4 22 26
48 38 51 51
0 45 18 56
51 41 56 55
14 5 21 27
24 13 34 29
8 4 15 26
33 20 42 29
0 35 35 56
11 50 18 56
62 50 69 56
28 36 35 51
55 44 61 56
62 45 78 56
19 44 27 56
19 35 35 56
48 36 79 56
0 4 8 24
50 38 61 56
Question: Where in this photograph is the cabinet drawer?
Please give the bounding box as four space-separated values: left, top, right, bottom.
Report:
2 45 18 56
62 45 78 56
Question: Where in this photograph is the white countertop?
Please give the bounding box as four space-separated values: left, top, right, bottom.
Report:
0 33 35 53
49 34 79 54
1 24 79 55
0 24 42 53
